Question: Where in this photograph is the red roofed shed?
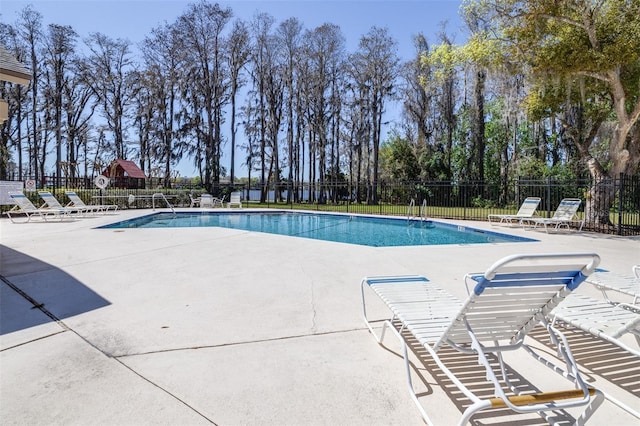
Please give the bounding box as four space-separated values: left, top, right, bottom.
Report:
102 159 147 189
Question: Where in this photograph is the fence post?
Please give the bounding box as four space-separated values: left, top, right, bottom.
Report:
617 173 624 236
463 183 467 220
546 176 552 218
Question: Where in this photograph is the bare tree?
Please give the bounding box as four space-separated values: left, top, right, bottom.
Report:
277 17 303 202
402 34 433 147
350 26 399 204
327 37 346 203
294 55 311 201
140 22 184 187
436 33 457 181
175 0 232 192
342 76 371 202
64 54 96 179
18 6 44 184
83 32 137 160
0 23 30 180
241 97 260 195
227 18 250 186
131 69 154 178
43 23 76 186
248 12 277 202
301 24 345 202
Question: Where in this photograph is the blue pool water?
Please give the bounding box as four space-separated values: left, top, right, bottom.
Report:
99 211 536 247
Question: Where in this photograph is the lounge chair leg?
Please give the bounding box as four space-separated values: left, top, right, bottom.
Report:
459 401 493 426
573 390 604 426
386 324 435 426
599 391 640 420
379 318 390 343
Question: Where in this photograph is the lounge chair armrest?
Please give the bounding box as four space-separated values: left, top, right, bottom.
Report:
464 273 483 295
489 388 597 409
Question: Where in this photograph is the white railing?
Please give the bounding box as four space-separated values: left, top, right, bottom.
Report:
152 193 175 215
408 198 428 222
407 198 416 221
419 199 428 220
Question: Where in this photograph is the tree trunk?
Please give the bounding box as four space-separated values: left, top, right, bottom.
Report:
585 158 615 227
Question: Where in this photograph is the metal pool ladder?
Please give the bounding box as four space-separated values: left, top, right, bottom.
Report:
152 193 176 216
407 199 428 222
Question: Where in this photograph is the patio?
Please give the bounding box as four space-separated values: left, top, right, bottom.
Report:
1 209 638 425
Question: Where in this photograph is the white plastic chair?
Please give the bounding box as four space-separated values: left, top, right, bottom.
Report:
227 192 242 208
212 195 226 208
199 194 214 208
189 194 201 208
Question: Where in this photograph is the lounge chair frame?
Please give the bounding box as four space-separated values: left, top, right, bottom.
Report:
38 191 89 216
552 293 640 357
523 198 584 232
551 265 640 357
66 190 118 213
5 192 72 223
586 267 640 306
361 253 604 425
488 196 541 226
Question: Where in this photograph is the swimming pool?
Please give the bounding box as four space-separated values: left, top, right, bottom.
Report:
99 211 536 247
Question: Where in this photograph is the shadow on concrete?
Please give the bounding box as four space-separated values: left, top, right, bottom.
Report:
0 245 111 335
395 322 577 425
530 323 640 398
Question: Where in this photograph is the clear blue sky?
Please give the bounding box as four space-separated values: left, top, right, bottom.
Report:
2 0 466 178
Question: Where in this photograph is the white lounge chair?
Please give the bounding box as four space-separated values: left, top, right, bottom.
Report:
586 266 640 306
488 196 541 225
523 198 584 232
227 192 242 208
5 192 72 223
66 191 118 213
361 252 604 425
39 191 91 216
552 293 640 357
550 265 640 357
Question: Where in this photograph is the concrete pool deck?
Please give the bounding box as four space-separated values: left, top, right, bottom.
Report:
1 208 638 425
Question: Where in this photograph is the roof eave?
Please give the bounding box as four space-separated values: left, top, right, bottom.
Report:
0 70 31 86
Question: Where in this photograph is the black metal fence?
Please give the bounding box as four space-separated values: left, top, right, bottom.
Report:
4 174 639 236
239 175 639 235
